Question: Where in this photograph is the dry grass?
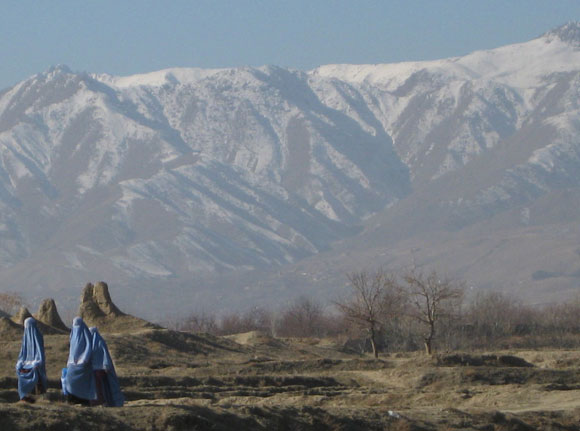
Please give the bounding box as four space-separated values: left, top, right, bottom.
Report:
1 323 580 430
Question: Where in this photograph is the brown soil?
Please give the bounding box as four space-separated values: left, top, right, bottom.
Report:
1 327 580 430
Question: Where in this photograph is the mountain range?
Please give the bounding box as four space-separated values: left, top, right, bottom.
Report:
1 23 580 318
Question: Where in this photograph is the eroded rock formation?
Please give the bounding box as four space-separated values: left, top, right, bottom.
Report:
79 281 154 331
80 282 124 320
11 307 32 325
35 298 68 331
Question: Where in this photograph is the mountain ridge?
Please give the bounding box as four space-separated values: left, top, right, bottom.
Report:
1 23 579 317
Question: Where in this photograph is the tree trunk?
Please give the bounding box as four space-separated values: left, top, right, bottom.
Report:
424 338 432 355
425 322 435 355
370 327 378 358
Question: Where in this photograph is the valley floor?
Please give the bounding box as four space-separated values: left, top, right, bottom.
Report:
1 329 579 430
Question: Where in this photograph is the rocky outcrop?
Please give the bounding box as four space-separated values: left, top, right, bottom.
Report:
11 307 32 325
79 282 155 332
80 282 124 319
35 298 68 331
11 303 67 335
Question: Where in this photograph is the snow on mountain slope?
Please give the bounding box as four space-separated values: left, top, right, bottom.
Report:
93 67 226 89
313 25 580 190
0 62 409 286
1 23 580 315
314 23 580 89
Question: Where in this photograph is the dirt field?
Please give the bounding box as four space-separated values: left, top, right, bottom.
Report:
1 326 579 430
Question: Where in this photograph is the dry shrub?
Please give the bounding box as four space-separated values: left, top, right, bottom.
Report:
171 311 218 334
218 307 272 336
275 297 327 338
167 277 580 353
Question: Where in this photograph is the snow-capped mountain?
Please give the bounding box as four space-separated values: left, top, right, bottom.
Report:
1 23 580 317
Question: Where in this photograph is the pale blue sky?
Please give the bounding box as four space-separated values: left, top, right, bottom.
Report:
1 0 580 90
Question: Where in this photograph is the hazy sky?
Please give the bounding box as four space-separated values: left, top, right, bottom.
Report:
2 0 580 90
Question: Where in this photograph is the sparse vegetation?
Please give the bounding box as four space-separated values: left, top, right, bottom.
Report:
274 296 325 338
220 307 273 336
335 269 405 358
403 269 464 355
162 269 580 356
2 281 580 430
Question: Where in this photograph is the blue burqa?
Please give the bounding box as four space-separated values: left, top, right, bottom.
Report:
16 317 48 399
90 327 124 407
63 317 96 401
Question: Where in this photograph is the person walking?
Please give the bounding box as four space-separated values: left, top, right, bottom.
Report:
16 317 48 403
62 317 96 405
90 327 124 407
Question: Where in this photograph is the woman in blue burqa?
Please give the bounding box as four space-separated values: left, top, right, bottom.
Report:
16 317 48 403
62 317 96 405
90 327 124 407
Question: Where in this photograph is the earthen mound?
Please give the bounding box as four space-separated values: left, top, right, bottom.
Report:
79 281 156 332
11 307 32 325
0 316 22 340
34 298 68 331
226 330 284 348
6 306 65 336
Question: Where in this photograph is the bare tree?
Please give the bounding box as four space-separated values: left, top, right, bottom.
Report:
544 297 580 333
246 307 274 335
275 296 325 338
178 310 218 334
219 307 273 335
336 269 405 358
466 290 524 344
404 270 464 355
